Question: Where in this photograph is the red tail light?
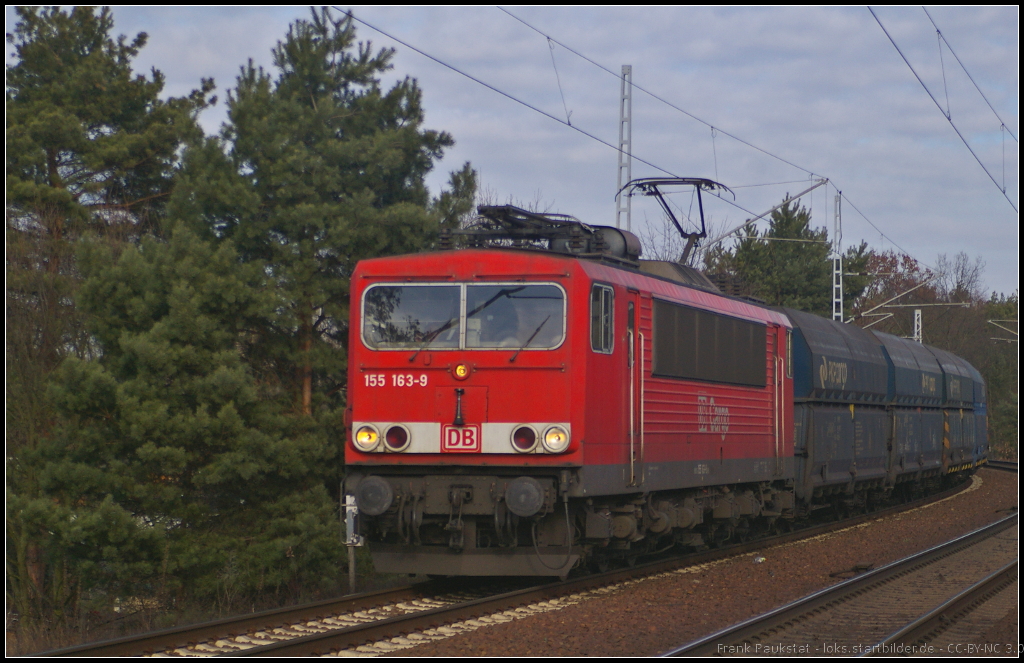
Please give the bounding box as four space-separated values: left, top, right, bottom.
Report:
384 425 410 452
511 426 538 453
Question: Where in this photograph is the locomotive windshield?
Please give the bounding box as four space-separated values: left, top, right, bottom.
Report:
362 283 565 351
466 285 563 349
363 285 461 349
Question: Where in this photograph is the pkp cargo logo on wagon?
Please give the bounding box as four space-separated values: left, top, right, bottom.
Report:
441 424 481 452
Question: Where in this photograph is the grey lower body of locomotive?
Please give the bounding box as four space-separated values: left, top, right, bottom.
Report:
347 398 981 576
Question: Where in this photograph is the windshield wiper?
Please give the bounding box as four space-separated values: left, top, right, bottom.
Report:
509 315 550 363
408 316 459 363
409 286 529 361
466 286 526 319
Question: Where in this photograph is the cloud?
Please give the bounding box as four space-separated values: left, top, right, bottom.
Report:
6 6 1017 292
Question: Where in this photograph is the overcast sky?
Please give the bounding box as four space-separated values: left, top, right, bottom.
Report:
6 6 1019 297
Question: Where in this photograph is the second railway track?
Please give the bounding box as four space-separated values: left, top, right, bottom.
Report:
664 513 1018 657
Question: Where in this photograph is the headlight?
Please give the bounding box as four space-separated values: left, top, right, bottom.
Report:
354 425 380 452
542 425 570 453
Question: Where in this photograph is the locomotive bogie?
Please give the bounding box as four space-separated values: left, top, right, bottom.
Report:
577 480 796 555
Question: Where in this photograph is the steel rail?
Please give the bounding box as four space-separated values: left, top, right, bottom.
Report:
661 513 1018 656
984 459 1018 473
34 580 474 658
864 559 1018 656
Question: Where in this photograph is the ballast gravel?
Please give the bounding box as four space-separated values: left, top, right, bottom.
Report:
376 468 1017 657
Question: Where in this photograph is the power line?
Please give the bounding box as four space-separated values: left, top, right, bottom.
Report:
547 38 572 126
343 8 775 226
339 9 680 180
344 10 801 240
343 8 944 272
868 7 1018 212
922 6 1018 143
497 6 826 181
497 8 939 265
838 190 936 273
731 179 815 189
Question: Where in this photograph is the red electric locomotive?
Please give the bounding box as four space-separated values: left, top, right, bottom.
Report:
344 196 799 576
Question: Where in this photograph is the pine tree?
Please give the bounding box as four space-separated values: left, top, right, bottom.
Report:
174 8 474 417
6 7 213 238
7 8 476 644
722 199 871 317
5 6 213 635
26 227 343 630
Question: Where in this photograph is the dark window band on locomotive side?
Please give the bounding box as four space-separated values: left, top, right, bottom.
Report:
652 298 767 387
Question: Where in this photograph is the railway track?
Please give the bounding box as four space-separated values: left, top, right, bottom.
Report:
662 513 1018 657
34 578 528 658
985 459 1018 473
866 558 1018 657
39 478 982 657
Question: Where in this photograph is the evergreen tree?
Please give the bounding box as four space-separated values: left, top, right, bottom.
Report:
6 6 213 237
5 6 213 634
173 8 474 417
6 7 475 647
717 199 871 317
21 227 342 630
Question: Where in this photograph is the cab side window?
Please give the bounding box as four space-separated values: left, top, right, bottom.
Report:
591 284 614 353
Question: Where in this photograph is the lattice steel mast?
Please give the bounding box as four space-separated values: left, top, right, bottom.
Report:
616 65 633 231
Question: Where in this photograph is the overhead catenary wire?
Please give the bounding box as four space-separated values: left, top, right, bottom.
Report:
839 190 937 273
495 7 944 266
497 6 826 181
934 16 952 120
868 7 1018 212
547 38 572 126
921 5 1018 197
706 179 830 247
344 7 948 273
341 9 774 226
731 179 813 189
338 9 680 180
922 6 1018 143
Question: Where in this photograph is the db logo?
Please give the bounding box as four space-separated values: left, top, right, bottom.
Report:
441 424 481 453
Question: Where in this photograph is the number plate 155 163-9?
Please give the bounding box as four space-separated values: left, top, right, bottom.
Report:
364 373 428 388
